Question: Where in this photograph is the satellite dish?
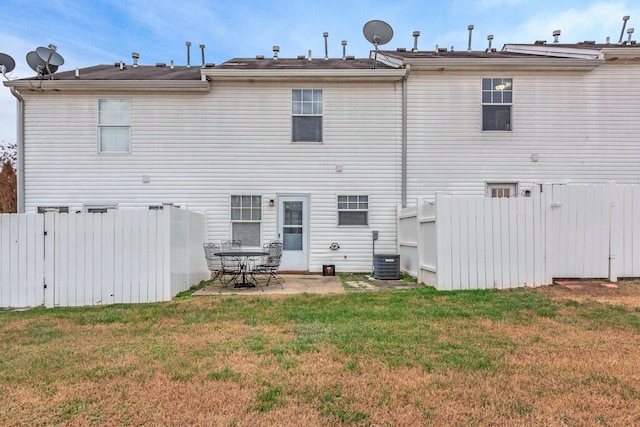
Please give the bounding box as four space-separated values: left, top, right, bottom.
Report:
27 51 55 75
0 53 16 74
363 20 393 69
26 44 64 79
36 45 65 66
363 20 394 46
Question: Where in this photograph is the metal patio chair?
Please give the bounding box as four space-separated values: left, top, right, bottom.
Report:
252 240 284 288
219 240 243 288
203 243 224 285
220 239 242 252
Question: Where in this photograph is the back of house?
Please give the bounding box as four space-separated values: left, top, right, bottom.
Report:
4 24 640 275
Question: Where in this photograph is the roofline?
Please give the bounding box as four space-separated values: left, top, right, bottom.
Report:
3 79 211 92
202 68 407 82
600 47 640 60
503 44 640 61
502 44 602 59
378 55 603 71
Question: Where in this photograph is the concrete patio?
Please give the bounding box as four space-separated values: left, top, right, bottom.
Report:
193 274 345 296
193 273 424 296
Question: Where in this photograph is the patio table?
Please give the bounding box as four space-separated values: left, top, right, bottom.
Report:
214 251 267 289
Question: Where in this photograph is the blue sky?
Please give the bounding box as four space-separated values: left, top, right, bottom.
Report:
1 0 638 148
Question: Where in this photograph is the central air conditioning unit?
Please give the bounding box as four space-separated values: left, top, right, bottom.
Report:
373 254 400 280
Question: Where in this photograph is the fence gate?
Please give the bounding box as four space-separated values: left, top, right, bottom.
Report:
550 184 612 278
0 214 45 308
44 212 121 308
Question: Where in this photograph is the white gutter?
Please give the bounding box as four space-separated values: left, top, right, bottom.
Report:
203 68 407 82
404 57 603 71
4 80 210 92
600 47 640 60
502 44 602 60
9 87 24 213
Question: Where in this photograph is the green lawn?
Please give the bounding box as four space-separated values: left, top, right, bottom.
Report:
1 283 639 425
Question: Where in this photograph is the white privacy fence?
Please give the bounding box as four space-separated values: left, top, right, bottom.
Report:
399 183 640 290
1 208 209 309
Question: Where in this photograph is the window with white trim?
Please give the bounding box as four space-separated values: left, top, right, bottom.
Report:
231 195 262 246
85 205 118 213
486 183 517 198
99 99 131 152
482 78 512 131
337 195 368 226
292 89 323 142
37 206 69 213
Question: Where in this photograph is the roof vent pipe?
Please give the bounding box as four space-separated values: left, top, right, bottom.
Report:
199 44 206 68
412 31 420 52
627 28 635 43
186 41 191 68
308 49 312 61
467 25 474 51
553 30 561 44
618 16 630 44
606 36 611 44
170 60 174 69
273 45 280 60
323 32 329 59
131 52 140 68
486 34 494 51
341 40 347 59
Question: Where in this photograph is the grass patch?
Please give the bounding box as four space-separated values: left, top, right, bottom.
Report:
207 366 242 382
54 396 96 423
254 385 284 412
1 282 639 425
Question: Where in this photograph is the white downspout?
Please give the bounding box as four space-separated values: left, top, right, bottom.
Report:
401 64 410 208
9 86 24 213
608 181 618 282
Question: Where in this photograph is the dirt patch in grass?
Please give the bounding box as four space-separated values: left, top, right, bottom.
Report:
536 278 640 308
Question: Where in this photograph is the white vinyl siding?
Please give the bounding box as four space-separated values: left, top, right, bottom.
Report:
21 81 402 272
98 99 130 152
406 61 640 200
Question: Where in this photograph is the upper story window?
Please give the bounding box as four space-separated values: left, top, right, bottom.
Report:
292 89 323 142
99 99 131 152
482 78 512 131
231 195 262 246
337 195 368 226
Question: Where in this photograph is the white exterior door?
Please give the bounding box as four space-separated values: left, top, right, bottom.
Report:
278 195 309 271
